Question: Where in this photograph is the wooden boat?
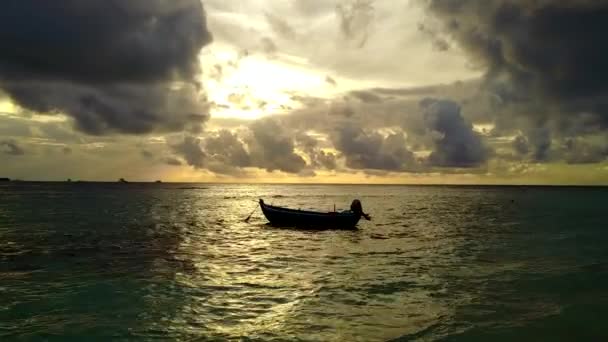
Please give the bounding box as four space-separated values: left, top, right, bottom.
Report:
259 198 370 230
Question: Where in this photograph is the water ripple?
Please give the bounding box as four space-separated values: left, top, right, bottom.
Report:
1 183 607 340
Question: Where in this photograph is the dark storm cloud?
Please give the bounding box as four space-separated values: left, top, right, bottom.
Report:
204 130 251 168
0 1 209 83
562 138 608 165
272 82 503 173
183 87 496 175
0 0 212 135
1 140 25 156
3 82 208 135
189 130 252 176
169 122 309 175
331 124 416 172
527 126 552 162
512 135 530 156
171 136 206 169
295 132 338 170
420 98 488 167
510 130 608 165
425 0 608 126
273 96 421 172
247 119 308 174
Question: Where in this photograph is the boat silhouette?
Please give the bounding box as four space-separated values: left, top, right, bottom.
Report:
259 198 370 230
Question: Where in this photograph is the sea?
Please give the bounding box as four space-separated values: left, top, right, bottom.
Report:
1 182 607 341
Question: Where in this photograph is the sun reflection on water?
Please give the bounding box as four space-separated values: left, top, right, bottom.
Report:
2 183 557 341
139 186 467 341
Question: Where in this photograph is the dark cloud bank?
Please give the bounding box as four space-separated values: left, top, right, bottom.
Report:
243 0 608 176
0 0 212 135
170 119 318 176
171 96 490 176
4 0 608 178
423 0 608 163
426 0 608 108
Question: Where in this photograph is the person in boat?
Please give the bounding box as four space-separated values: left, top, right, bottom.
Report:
350 199 371 220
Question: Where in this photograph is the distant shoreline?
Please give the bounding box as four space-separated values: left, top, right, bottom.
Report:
1 180 607 188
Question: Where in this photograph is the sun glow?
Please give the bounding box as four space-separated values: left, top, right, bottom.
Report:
201 47 340 120
0 101 69 123
0 98 19 114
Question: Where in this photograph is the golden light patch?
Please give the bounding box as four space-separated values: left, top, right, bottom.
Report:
473 123 495 135
0 98 18 114
200 46 344 120
0 99 70 123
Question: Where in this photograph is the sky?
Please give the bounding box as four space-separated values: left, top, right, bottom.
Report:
1 0 607 185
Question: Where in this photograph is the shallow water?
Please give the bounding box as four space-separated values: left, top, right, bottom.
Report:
1 183 607 341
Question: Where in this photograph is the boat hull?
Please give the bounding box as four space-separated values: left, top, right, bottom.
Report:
259 200 361 230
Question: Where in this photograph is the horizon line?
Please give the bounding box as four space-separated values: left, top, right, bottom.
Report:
2 179 607 187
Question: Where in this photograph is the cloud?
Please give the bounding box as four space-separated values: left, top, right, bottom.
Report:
336 0 376 48
294 0 337 17
203 130 251 175
527 126 552 162
164 157 183 166
265 12 297 40
349 90 382 103
331 124 416 172
1 139 25 156
141 149 154 160
509 133 608 165
425 0 608 128
260 37 278 55
417 22 450 51
325 76 338 86
512 135 530 155
169 121 309 175
295 132 338 170
0 115 31 137
3 82 209 135
170 136 206 168
271 85 495 172
205 0 475 86
247 119 308 173
0 0 212 135
420 98 488 167
562 138 608 165
315 150 339 170
37 121 83 143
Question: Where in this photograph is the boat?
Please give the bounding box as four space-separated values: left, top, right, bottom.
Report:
258 198 371 230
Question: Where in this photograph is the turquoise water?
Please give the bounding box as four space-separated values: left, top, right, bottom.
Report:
1 183 607 341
